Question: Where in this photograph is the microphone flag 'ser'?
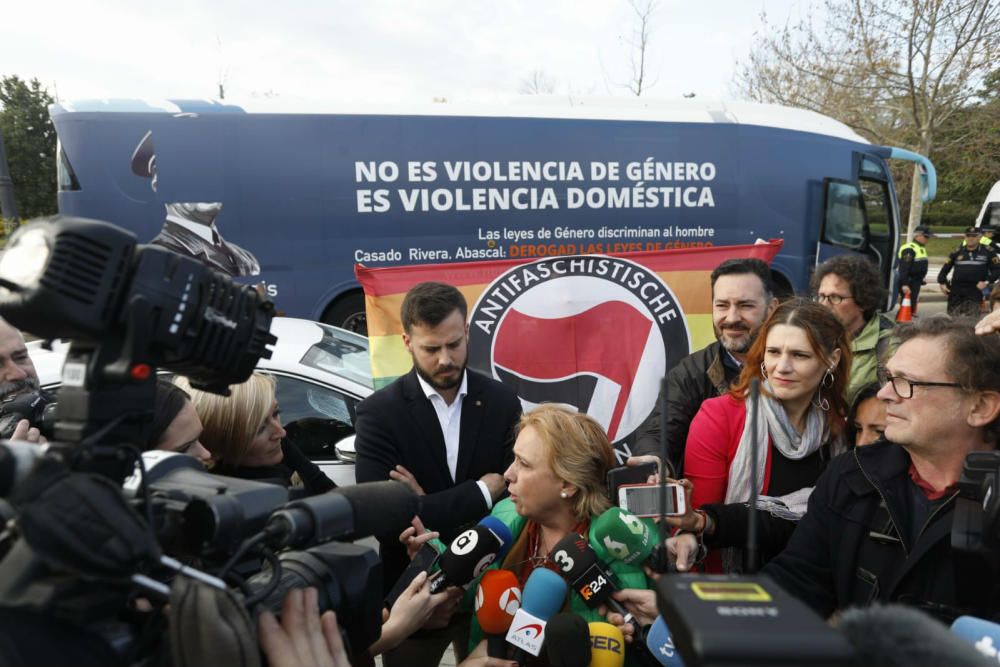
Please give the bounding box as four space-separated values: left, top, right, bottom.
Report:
589 621 626 667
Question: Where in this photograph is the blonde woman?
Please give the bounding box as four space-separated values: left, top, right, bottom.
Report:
174 373 335 497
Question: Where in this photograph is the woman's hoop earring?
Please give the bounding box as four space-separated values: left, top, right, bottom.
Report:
821 367 835 388
760 362 768 379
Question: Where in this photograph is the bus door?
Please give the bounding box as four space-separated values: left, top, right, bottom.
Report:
817 153 903 305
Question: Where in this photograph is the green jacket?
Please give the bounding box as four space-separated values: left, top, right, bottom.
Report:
848 314 897 405
464 498 654 661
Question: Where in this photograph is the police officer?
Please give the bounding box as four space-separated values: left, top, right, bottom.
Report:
939 226 1000 316
962 224 994 248
897 226 932 313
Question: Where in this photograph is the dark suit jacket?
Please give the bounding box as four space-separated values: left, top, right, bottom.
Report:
354 368 522 594
151 221 260 277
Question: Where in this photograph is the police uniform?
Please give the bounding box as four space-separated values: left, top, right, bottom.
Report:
938 230 1000 316
897 229 931 311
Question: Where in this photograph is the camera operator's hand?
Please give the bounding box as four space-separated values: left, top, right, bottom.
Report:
389 464 426 495
369 570 450 655
422 585 462 630
399 515 439 561
258 587 350 667
11 418 45 445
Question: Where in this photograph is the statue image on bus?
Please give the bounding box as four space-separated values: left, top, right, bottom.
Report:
130 130 260 278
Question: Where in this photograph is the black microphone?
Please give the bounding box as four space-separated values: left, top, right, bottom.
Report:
545 612 592 667
266 480 418 548
429 517 514 594
548 533 635 626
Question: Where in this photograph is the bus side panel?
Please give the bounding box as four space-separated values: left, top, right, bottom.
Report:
53 112 875 318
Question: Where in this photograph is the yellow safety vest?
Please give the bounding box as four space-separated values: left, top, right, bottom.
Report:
898 241 928 260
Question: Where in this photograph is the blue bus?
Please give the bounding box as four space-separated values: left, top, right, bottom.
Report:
49 97 935 331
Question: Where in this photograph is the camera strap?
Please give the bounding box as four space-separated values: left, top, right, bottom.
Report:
168 575 261 667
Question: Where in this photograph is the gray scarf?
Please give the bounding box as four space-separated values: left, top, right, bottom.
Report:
720 380 828 572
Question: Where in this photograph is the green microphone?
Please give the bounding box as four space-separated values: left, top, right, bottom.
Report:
589 507 656 568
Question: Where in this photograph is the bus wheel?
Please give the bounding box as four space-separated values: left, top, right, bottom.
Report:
322 293 367 335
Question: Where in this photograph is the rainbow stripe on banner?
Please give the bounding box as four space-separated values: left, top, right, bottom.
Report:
357 241 781 445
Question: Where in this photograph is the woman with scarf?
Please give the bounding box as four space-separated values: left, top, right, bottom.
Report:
669 298 851 573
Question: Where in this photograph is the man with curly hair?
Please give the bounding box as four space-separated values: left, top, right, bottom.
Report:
811 255 896 404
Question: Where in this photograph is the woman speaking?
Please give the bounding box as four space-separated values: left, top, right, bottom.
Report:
464 404 652 664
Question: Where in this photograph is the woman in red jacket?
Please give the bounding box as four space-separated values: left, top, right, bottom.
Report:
674 298 852 572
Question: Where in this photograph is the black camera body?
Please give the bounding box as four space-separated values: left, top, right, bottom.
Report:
0 390 57 440
0 218 386 664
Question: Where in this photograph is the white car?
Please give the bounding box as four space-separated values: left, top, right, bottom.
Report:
28 317 374 487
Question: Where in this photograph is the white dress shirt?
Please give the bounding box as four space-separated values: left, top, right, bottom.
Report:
415 370 493 508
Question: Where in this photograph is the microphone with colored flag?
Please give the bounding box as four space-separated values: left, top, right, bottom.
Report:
951 615 1000 663
549 533 633 623
545 612 592 667
505 567 567 660
430 516 513 594
475 569 522 659
589 621 626 667
589 507 656 569
644 616 685 666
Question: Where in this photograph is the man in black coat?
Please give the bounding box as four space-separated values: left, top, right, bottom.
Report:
632 259 777 475
763 317 1000 622
354 282 521 665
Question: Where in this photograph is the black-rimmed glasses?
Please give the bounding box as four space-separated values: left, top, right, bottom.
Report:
877 368 962 399
813 293 854 305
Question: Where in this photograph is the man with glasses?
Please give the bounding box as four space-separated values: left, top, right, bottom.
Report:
810 255 895 404
939 226 1000 316
763 317 1000 622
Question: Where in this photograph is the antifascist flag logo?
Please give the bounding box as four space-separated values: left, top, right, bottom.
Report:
468 255 689 445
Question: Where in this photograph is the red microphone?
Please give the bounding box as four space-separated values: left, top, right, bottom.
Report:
475 569 522 659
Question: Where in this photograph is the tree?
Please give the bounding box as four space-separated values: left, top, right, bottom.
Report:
520 70 557 95
0 76 57 221
736 0 1000 239
622 0 659 96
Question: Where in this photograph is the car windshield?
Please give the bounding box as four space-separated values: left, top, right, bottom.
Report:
299 324 373 389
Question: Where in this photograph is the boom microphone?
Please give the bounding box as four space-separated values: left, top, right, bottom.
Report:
545 612 592 667
266 480 418 548
476 569 522 659
505 567 567 659
839 605 992 667
589 621 626 667
645 616 685 666
430 516 513 594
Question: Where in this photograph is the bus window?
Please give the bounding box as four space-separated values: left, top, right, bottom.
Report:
822 179 866 250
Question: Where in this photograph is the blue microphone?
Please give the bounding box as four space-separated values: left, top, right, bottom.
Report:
505 567 568 660
645 616 685 666
479 515 514 561
951 615 1000 661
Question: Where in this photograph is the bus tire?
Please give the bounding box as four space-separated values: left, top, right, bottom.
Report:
322 292 367 335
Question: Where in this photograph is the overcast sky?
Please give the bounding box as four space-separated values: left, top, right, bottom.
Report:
5 1 815 106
